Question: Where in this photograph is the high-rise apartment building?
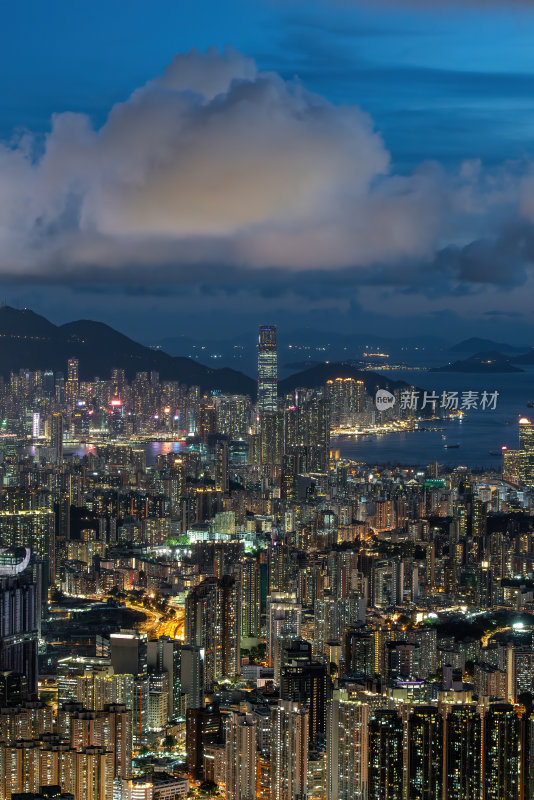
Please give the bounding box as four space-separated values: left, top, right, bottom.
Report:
518 418 534 486
327 690 369 800
224 711 257 800
484 703 520 799
280 645 329 746
368 710 403 800
267 592 302 677
0 556 40 696
51 411 64 462
270 700 309 800
444 704 482 800
0 511 55 584
325 377 366 430
147 636 181 722
214 438 229 493
185 576 240 689
240 558 261 641
66 358 80 412
407 706 443 800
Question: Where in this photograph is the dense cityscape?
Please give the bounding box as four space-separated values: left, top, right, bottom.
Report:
0 323 532 800
5 0 534 797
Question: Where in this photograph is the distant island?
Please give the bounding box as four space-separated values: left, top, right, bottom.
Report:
431 350 524 374
449 337 527 355
0 306 414 400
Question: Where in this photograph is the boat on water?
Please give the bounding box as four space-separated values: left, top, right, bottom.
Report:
443 443 460 449
527 402 534 408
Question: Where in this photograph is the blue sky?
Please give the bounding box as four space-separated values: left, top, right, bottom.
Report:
3 0 534 343
5 1 534 167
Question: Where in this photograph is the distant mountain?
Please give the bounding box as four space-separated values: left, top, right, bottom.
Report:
0 307 256 394
511 349 534 365
279 362 414 395
0 308 426 398
450 337 527 355
154 327 451 374
431 351 524 374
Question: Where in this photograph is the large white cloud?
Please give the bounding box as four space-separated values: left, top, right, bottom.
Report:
0 46 525 281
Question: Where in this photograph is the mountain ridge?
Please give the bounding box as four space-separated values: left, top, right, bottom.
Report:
0 306 416 398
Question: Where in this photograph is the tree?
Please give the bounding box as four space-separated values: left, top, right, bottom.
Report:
518 691 533 712
162 734 177 749
199 780 221 797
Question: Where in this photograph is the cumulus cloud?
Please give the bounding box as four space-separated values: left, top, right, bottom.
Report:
0 45 531 291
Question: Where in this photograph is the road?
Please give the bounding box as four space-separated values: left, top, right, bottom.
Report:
122 598 185 640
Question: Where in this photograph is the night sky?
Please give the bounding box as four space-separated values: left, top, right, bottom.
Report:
2 0 534 344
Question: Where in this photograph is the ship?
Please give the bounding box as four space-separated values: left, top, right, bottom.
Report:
443 443 460 449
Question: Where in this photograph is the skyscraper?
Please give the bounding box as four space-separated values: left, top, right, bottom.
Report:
50 411 64 463
280 640 329 746
66 357 79 411
270 700 309 800
407 706 443 800
518 418 534 486
0 552 40 696
267 592 302 678
185 576 240 690
241 558 261 641
327 690 369 800
484 703 520 800
368 710 403 800
186 702 222 780
147 636 181 722
444 704 481 800
0 510 55 583
214 438 229 493
225 711 257 800
258 325 278 414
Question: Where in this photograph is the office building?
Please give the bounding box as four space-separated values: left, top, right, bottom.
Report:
258 325 278 414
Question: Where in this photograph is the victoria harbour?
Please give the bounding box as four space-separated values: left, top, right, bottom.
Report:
333 369 534 468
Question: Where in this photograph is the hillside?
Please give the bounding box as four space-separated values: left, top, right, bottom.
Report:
431 351 523 374
0 307 255 395
0 308 417 399
279 362 413 395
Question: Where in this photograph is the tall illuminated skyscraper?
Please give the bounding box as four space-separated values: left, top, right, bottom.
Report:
368 710 403 800
327 690 369 800
407 706 443 800
66 357 79 411
51 411 64 463
270 700 309 800
185 576 240 690
240 558 261 640
444 704 481 800
225 711 257 800
484 703 520 799
147 636 182 722
214 438 229 493
518 417 534 485
0 552 40 696
258 325 278 414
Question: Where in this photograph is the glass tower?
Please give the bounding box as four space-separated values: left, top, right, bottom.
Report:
258 324 278 413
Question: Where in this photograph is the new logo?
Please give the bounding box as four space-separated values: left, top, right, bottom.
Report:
375 389 396 411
